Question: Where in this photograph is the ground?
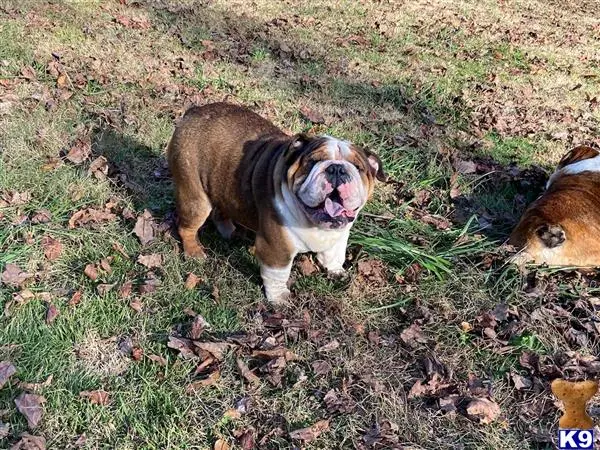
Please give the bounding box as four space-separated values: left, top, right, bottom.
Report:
1 0 600 449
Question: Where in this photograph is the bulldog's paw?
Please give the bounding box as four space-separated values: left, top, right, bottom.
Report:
327 268 348 281
266 288 292 306
183 242 207 259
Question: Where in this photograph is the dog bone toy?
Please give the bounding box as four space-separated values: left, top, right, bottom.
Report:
551 379 598 429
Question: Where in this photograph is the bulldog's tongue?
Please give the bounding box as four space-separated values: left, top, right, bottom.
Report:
325 197 345 217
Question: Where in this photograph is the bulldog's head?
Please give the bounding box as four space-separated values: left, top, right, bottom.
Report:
283 134 386 229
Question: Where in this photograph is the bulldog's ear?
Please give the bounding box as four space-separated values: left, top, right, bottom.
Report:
285 133 311 159
364 149 388 182
558 145 600 169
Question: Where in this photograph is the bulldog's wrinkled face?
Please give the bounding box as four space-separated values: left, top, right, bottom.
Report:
285 135 386 229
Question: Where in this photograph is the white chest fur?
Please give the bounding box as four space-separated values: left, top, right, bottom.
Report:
284 225 351 254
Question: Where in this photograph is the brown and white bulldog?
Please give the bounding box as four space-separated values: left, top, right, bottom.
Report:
509 145 600 267
167 102 386 303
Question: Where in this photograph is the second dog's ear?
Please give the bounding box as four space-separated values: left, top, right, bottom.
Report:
536 223 565 248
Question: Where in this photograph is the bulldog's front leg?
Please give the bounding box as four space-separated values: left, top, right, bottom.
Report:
255 234 295 304
316 229 350 277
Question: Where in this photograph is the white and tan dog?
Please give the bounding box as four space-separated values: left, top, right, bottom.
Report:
167 102 386 303
510 145 600 267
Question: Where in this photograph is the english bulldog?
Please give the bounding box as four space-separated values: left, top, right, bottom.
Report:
509 145 600 267
167 102 386 303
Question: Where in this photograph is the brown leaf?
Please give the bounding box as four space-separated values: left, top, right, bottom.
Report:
129 299 143 312
65 137 91 165
97 284 116 296
237 428 255 450
400 324 428 348
41 236 62 261
318 339 340 353
213 439 230 450
466 398 500 424
112 242 129 258
148 354 167 366
357 259 387 285
68 208 116 229
467 374 489 397
68 290 82 307
73 434 86 447
118 281 133 298
30 210 51 224
1 264 33 287
184 272 202 289
79 390 109 405
0 361 17 389
18 375 53 392
99 258 112 274
20 66 36 80
312 360 331 376
236 358 260 385
194 342 232 361
454 159 477 174
185 370 220 393
297 255 319 276
45 303 59 325
14 393 45 429
136 253 163 269
188 314 210 340
56 72 68 89
114 14 151 29
323 389 355 414
511 372 533 390
83 264 98 281
139 273 160 294
88 156 108 180
167 336 197 359
1 191 31 207
133 210 155 245
252 348 298 361
289 419 330 442
10 433 46 450
299 106 325 124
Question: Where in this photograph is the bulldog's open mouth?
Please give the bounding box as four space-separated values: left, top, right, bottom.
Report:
299 189 357 227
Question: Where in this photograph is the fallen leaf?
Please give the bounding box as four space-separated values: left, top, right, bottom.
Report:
10 433 46 450
467 374 489 397
236 428 255 450
0 361 17 389
68 290 82 307
184 272 202 289
20 66 36 80
318 339 340 353
118 281 132 298
511 372 533 390
1 264 33 287
252 347 298 361
188 314 210 340
99 258 112 274
68 208 116 229
236 358 260 385
148 354 167 366
323 389 355 414
213 439 230 450
194 342 232 361
289 419 330 442
45 303 59 325
88 156 108 180
73 433 86 447
185 370 220 393
400 324 428 348
466 398 500 424
1 191 31 207
18 375 53 392
454 159 477 174
79 390 109 405
30 210 51 224
0 422 8 438
136 253 163 269
129 299 143 312
212 285 220 302
299 106 325 124
361 420 399 448
41 236 62 261
297 255 319 276
357 259 387 285
14 393 45 429
139 273 160 294
112 242 129 258
56 72 68 88
167 336 196 359
65 137 91 164
131 347 143 361
114 14 151 29
83 264 98 281
133 210 155 245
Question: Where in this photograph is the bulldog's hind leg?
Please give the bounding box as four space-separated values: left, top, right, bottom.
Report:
176 186 212 259
211 209 236 240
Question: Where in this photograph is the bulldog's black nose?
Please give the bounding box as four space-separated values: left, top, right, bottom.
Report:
325 164 349 186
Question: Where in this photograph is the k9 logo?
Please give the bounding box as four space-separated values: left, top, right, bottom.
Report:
558 429 594 450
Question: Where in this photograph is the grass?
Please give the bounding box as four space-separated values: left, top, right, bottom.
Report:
1 0 599 449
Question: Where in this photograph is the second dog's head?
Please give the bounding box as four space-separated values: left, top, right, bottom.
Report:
281 134 386 229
